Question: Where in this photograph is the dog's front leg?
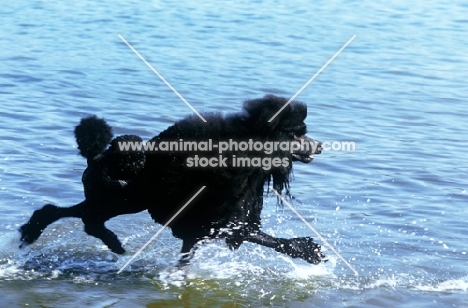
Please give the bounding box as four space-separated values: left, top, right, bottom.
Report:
246 231 326 264
177 238 201 266
83 222 125 254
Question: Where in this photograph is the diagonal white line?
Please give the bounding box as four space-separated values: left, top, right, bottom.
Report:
270 187 359 276
118 34 207 122
268 35 356 122
117 186 206 274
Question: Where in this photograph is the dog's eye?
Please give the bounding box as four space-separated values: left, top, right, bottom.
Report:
285 125 307 137
285 124 305 132
296 126 307 136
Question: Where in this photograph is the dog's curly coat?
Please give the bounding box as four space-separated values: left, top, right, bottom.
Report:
20 95 326 264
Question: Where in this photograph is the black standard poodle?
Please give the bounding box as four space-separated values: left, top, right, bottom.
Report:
20 95 326 265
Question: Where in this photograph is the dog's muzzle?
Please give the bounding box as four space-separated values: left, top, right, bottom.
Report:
291 135 322 163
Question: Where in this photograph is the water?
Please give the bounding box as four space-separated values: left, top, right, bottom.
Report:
1 0 468 306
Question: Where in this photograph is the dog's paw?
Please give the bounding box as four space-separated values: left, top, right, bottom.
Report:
18 204 61 248
110 245 126 254
277 237 327 264
19 222 43 247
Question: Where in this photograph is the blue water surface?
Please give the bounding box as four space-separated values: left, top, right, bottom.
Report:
1 1 467 307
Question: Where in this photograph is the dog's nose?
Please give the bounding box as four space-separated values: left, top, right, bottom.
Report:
315 141 322 154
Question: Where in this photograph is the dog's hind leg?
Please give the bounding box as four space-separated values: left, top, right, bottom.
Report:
177 238 200 266
19 201 86 247
83 222 125 254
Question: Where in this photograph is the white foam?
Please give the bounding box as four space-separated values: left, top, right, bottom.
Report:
413 276 468 292
0 262 22 279
156 241 336 288
0 231 25 280
279 255 336 279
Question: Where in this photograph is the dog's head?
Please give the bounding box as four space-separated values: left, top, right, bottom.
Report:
242 95 322 197
243 95 322 164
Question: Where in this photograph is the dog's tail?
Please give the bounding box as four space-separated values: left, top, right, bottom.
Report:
74 115 113 159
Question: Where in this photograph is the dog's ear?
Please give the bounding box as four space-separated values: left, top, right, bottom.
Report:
243 95 288 133
243 95 307 134
289 101 307 122
282 101 307 133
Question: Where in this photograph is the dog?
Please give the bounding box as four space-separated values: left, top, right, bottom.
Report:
20 95 326 265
